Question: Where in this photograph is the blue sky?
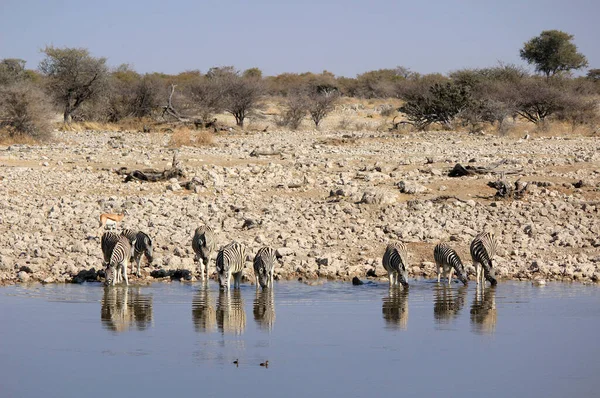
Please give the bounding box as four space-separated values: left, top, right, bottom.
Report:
0 0 597 77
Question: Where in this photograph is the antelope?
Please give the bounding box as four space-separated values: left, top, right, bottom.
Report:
99 212 126 231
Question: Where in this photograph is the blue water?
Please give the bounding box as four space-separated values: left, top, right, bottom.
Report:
0 281 599 398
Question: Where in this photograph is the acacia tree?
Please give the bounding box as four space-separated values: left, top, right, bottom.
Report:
0 59 27 86
307 88 338 128
209 66 263 127
519 30 588 78
39 46 109 123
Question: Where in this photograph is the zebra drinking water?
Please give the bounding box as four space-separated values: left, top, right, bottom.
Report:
253 246 276 289
121 229 153 277
382 242 409 288
434 243 468 285
192 225 217 282
470 231 498 286
105 235 132 286
101 232 120 268
216 241 247 290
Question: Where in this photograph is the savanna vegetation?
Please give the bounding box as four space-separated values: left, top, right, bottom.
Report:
0 30 598 143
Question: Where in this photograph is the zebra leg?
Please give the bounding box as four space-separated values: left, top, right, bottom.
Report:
436 263 441 283
136 256 141 277
448 267 454 285
122 262 129 286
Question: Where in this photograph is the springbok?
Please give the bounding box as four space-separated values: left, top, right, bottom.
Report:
99 212 125 231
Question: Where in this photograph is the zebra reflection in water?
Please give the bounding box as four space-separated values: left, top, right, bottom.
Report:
434 285 468 326
216 289 246 335
192 285 216 333
100 287 153 332
382 288 409 330
470 285 497 334
253 288 276 332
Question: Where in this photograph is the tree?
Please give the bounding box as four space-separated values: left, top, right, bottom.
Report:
586 69 600 82
307 89 338 128
209 67 263 127
519 30 588 78
39 46 109 123
0 59 27 86
0 81 53 140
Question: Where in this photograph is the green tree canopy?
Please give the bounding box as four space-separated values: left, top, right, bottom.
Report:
39 46 109 123
519 30 588 78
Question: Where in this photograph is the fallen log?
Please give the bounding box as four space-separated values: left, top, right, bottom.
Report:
449 162 521 177
121 151 185 183
487 174 528 199
250 148 281 157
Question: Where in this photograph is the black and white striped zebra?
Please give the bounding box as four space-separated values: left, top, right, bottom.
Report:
382 242 409 288
434 243 468 285
253 247 276 289
101 232 121 268
470 231 498 286
105 235 132 286
216 242 247 290
192 225 217 282
121 229 153 277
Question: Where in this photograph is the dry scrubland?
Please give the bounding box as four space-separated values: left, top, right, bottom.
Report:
1 103 599 286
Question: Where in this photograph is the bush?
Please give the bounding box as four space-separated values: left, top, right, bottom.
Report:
0 82 53 140
308 89 339 127
398 82 473 129
278 90 308 130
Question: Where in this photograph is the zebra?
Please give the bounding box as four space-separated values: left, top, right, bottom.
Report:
434 243 468 285
121 229 153 277
382 242 409 288
105 235 132 286
470 231 498 286
253 246 276 289
101 232 120 268
216 241 247 290
192 225 217 282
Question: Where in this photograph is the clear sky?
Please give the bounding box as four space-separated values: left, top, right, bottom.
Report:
0 0 597 77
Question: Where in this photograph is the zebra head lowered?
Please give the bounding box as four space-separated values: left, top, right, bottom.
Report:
216 242 246 290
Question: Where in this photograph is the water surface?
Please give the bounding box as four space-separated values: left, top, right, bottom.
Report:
0 281 598 398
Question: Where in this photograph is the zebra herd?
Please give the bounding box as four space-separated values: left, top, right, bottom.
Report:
101 224 277 290
101 223 498 289
383 231 498 288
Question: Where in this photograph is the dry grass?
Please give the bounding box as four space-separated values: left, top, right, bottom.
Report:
168 126 214 147
0 128 40 145
56 117 157 133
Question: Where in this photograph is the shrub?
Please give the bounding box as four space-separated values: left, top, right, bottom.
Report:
0 82 53 141
279 90 308 130
398 82 473 129
307 89 339 128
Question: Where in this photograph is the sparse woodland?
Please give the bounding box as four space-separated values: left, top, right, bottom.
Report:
0 30 598 143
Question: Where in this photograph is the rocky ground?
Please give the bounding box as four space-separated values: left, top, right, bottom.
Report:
1 125 599 286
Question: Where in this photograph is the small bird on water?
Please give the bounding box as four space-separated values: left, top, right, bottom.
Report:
233 359 239 367
260 360 269 368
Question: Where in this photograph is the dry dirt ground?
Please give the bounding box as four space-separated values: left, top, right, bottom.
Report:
1 111 599 286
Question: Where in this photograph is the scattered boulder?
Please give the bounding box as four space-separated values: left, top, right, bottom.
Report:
397 181 427 194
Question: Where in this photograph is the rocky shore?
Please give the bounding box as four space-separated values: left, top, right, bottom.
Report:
1 128 599 286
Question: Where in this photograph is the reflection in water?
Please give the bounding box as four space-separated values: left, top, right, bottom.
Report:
382 288 409 330
216 289 246 335
192 285 216 333
470 286 497 334
101 287 153 332
253 288 276 332
434 285 467 325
